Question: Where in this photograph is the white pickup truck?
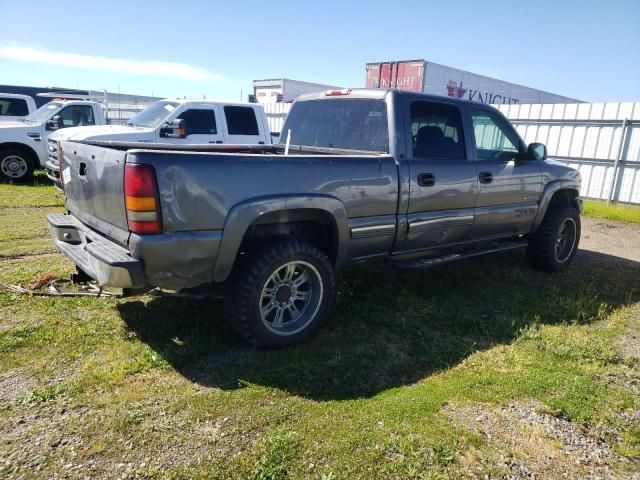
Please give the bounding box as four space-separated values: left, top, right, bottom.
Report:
0 94 37 122
0 99 106 181
45 99 273 187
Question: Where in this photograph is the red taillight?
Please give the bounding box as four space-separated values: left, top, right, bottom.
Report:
325 88 351 96
124 163 162 234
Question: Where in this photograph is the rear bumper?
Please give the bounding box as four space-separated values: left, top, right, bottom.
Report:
47 213 145 288
48 213 224 290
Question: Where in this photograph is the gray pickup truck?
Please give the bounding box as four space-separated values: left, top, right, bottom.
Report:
48 89 582 347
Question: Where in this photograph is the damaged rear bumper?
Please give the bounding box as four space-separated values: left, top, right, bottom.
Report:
48 213 223 290
47 213 145 289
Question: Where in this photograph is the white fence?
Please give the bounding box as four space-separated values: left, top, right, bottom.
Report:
105 102 148 125
263 100 640 204
497 102 640 204
262 102 291 134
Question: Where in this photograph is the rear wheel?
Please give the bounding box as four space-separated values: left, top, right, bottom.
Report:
225 239 335 347
527 206 580 272
0 148 35 182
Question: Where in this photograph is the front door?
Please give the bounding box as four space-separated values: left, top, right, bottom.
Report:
470 108 542 239
159 106 223 144
401 100 478 252
42 104 97 161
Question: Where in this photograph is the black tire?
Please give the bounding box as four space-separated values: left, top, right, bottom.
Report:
527 206 581 272
0 147 35 183
225 239 336 348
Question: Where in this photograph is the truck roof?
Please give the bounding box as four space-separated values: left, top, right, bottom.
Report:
49 98 102 104
295 88 475 106
0 92 33 99
161 98 261 108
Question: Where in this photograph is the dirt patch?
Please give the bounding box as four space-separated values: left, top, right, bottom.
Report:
444 401 638 480
0 402 88 478
0 397 258 479
580 218 640 263
0 369 35 403
620 321 640 364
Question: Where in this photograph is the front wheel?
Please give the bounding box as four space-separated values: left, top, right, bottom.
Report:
225 239 336 347
0 148 35 182
527 207 581 272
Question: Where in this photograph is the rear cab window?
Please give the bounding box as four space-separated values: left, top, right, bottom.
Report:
283 99 389 152
0 97 29 117
410 101 465 158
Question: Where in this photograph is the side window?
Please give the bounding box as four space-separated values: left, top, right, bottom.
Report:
177 109 217 135
224 106 259 135
471 110 519 160
57 105 96 127
0 98 29 116
77 106 95 126
410 101 465 158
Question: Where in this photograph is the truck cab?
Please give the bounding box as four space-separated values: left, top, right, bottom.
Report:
45 99 272 187
0 99 105 181
0 93 37 123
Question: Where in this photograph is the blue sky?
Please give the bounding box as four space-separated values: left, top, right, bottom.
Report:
0 0 638 102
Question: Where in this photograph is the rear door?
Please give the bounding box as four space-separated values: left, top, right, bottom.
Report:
400 99 478 252
221 105 267 144
470 107 542 239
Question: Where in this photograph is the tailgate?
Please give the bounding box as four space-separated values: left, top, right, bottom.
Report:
60 141 129 240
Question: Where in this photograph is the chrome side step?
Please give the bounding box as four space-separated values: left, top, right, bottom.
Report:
391 240 528 270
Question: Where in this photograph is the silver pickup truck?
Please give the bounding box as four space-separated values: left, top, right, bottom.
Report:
48 89 582 347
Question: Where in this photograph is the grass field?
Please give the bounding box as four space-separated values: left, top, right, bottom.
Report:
1 176 639 479
584 199 640 224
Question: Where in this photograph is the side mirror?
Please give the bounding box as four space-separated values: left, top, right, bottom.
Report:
46 115 64 131
160 118 186 138
527 142 547 161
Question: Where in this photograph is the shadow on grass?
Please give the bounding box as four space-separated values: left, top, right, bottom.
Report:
118 249 639 401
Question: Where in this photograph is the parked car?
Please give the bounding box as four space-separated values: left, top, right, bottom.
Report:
45 99 273 187
48 88 582 347
0 99 105 181
0 93 37 122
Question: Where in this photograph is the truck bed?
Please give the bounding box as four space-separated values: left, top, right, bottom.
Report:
59 139 399 251
71 140 387 157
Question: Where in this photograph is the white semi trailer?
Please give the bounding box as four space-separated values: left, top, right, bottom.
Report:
365 59 581 104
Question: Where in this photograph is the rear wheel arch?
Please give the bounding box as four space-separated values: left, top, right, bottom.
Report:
212 196 349 283
240 208 340 264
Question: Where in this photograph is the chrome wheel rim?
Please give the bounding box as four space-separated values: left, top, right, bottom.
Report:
259 260 323 336
0 155 28 179
555 218 577 263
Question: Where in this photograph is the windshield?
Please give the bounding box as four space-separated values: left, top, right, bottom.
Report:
23 102 63 123
282 98 389 152
127 101 179 127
